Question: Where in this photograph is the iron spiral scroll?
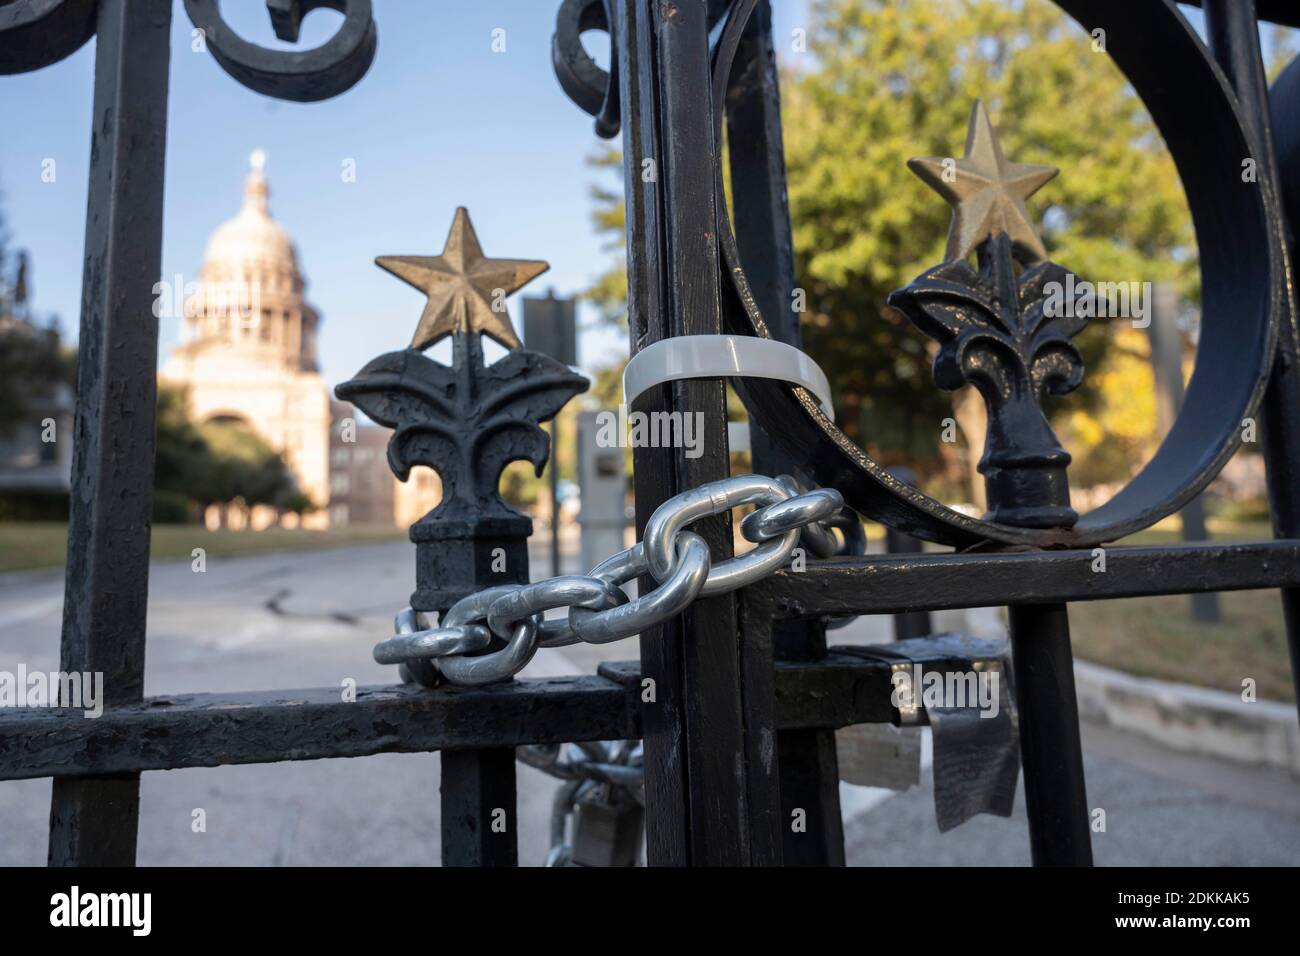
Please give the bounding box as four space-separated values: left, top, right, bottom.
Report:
0 0 97 74
703 0 1282 550
1 0 376 103
552 0 620 138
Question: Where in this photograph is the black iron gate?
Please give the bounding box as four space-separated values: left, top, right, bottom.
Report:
2 0 1300 868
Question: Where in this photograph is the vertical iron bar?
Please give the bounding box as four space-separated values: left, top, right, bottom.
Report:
723 0 844 866
775 727 845 866
1008 604 1093 865
550 419 561 577
48 0 172 868
1204 0 1300 715
411 330 534 864
884 468 932 641
984 332 1092 861
617 0 783 865
656 0 780 866
614 0 690 866
440 749 518 867
885 524 933 641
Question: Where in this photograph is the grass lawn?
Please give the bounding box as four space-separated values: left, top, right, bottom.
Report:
1064 518 1294 703
0 522 405 574
885 517 1293 702
1068 589 1294 703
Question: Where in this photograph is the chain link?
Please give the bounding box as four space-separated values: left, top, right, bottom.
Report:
372 474 857 686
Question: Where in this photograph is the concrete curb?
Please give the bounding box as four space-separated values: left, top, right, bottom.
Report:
1073 659 1300 777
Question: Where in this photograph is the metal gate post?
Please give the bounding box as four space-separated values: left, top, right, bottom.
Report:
47 0 172 868
338 308 588 866
615 0 783 865
441 748 518 867
1007 605 1092 865
720 0 845 866
1204 0 1300 720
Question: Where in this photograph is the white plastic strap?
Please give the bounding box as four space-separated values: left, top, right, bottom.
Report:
622 335 835 422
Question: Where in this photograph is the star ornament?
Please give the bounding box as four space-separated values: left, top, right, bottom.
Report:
376 207 549 351
908 100 1058 263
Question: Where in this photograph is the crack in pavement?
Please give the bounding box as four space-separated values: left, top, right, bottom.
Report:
264 587 364 627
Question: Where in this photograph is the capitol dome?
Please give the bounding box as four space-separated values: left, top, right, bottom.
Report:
201 149 299 283
161 150 333 530
159 150 440 534
180 150 321 372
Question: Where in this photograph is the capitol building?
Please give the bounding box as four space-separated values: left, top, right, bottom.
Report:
160 152 438 530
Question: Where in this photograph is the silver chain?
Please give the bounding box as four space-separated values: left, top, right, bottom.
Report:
374 474 856 686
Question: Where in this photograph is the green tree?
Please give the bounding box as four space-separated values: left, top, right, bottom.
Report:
785 0 1193 479
154 386 220 520
0 190 74 440
282 491 316 518
587 0 1204 488
154 388 299 521
586 145 629 324
197 416 295 509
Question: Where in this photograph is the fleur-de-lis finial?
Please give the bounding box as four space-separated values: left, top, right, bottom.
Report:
336 210 587 618
888 103 1085 530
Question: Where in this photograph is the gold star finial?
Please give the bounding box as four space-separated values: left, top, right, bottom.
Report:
907 100 1058 263
376 207 549 351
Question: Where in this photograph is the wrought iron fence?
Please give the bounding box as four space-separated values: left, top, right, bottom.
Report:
2 0 1299 868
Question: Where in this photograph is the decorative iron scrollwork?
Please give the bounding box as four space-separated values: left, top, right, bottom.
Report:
336 335 587 528
710 0 1280 549
887 99 1085 530
337 206 587 654
337 204 587 571
552 0 619 138
183 0 376 103
887 234 1085 528
0 0 97 75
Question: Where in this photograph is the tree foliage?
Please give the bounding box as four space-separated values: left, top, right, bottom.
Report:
0 190 75 440
783 0 1194 477
2 186 300 522
195 416 295 509
154 387 298 519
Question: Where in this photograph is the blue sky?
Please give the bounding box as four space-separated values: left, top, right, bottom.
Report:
0 0 810 388
0 1 1244 391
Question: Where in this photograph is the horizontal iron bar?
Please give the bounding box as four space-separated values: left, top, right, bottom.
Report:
0 677 636 782
5 542 1290 781
600 633 1003 731
0 637 996 781
763 540 1300 619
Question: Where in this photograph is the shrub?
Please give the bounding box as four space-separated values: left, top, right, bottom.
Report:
152 489 194 524
0 489 69 521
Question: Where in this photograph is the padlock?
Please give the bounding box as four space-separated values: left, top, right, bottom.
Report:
570 788 644 867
